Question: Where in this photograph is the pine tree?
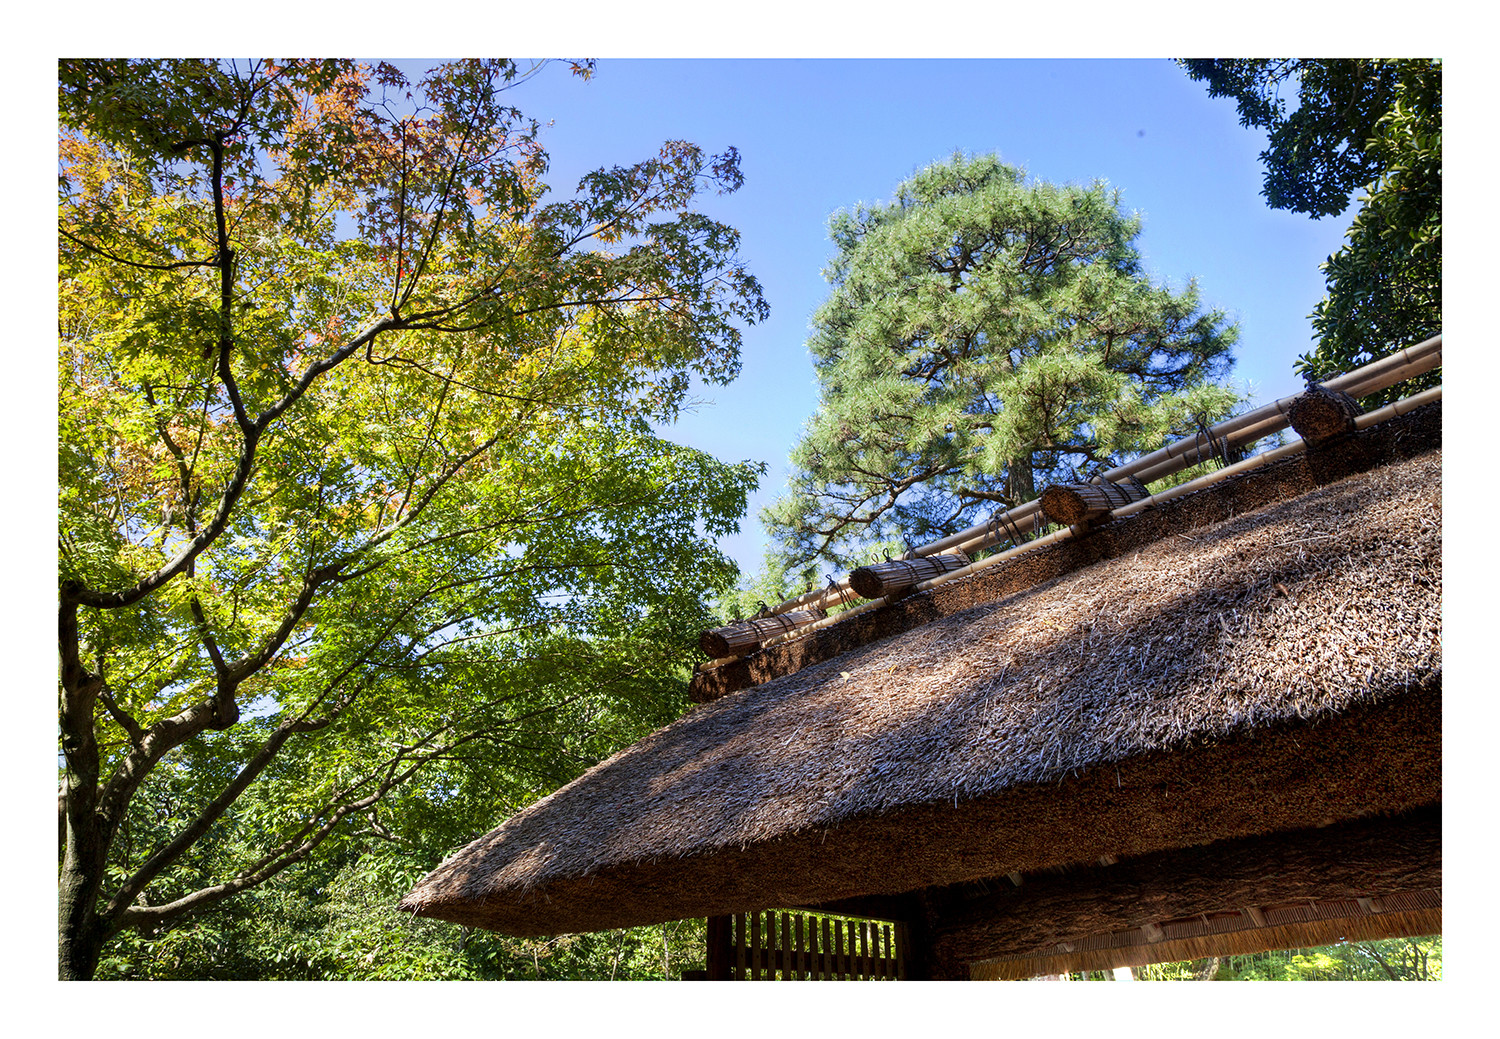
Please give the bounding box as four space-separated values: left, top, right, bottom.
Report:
765 153 1240 572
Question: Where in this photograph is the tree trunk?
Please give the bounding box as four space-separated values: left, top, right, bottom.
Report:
58 769 111 979
1193 955 1222 981
58 854 107 980
1008 459 1036 507
59 597 110 980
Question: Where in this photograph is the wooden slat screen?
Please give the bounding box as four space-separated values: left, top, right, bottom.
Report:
710 910 906 979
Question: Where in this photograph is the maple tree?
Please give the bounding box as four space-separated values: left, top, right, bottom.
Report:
58 59 767 979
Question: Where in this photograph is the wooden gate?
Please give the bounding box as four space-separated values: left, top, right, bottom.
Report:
704 910 906 980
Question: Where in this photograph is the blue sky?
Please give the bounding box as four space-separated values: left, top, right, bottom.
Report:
479 58 1355 575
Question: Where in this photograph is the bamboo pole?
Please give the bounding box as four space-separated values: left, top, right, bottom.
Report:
743 339 1440 631
1326 334 1442 398
915 500 1047 560
1353 384 1443 430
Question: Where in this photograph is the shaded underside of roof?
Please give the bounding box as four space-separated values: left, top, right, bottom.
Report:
401 416 1441 937
973 900 1440 979
925 803 1441 978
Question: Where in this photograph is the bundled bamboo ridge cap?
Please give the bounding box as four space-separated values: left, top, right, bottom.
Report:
1039 477 1149 527
849 551 971 600
701 608 827 659
1289 381 1363 444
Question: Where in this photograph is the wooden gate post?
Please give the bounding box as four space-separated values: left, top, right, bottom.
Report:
706 915 734 980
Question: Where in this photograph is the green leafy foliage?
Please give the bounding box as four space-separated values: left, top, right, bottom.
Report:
1177 59 1404 220
58 59 766 979
763 153 1240 574
1304 62 1441 399
97 847 708 980
1179 59 1441 403
1125 936 1443 981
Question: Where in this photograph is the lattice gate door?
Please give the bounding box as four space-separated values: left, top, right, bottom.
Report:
703 910 907 980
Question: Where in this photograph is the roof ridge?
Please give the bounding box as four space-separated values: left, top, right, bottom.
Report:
690 397 1441 703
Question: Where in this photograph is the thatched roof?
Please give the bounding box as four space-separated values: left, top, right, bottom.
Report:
400 407 1441 954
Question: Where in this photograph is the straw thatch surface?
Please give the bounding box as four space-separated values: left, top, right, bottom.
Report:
401 432 1440 938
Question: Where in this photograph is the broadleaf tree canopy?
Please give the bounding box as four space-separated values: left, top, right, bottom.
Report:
57 58 767 980
763 153 1239 575
1179 59 1441 402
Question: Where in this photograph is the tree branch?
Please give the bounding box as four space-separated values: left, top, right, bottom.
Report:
58 228 218 273
102 719 301 924
62 315 399 612
110 726 448 937
956 486 1014 505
